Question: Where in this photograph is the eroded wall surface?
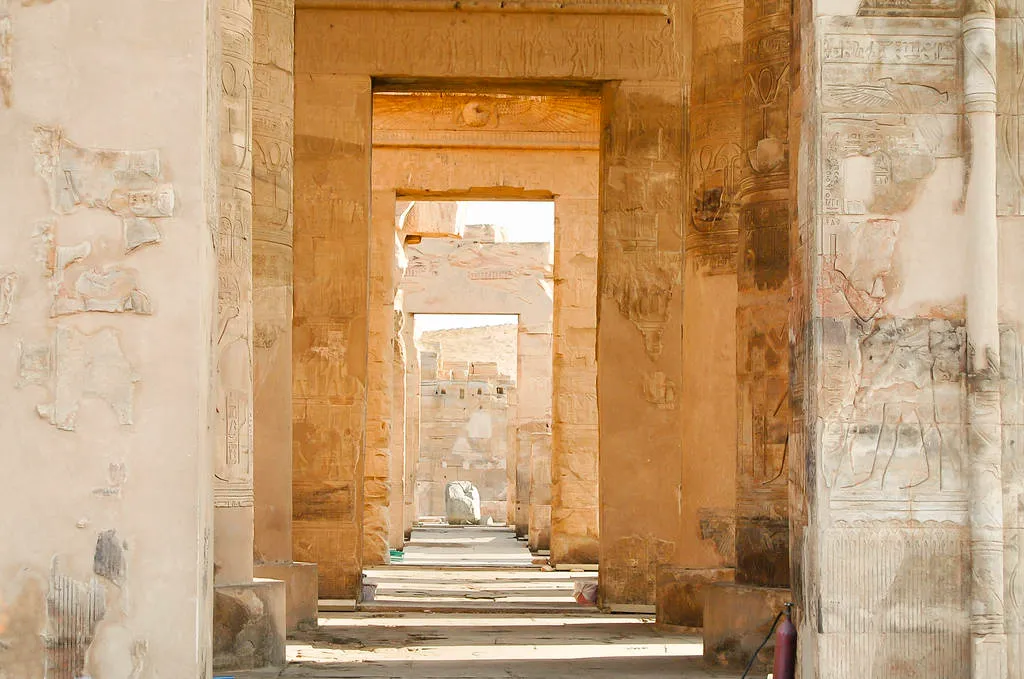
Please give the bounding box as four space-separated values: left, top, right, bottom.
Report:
0 1 216 674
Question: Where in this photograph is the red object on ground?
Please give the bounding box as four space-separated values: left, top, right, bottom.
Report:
772 604 797 679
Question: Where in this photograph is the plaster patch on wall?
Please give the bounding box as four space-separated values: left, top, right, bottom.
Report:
32 127 174 253
0 269 16 323
19 326 139 431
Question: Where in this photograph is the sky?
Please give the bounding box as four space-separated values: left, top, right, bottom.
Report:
456 200 554 243
411 201 552 335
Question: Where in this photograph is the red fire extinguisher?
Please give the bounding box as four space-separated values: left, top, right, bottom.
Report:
772 602 797 679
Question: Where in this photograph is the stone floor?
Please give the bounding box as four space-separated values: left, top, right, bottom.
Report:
231 526 743 679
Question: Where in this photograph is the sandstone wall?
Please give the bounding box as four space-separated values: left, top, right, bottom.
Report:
417 364 515 522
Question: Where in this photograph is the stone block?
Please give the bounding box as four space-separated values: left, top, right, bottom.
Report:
445 480 481 524
254 561 319 632
213 578 287 671
702 582 791 672
655 566 734 628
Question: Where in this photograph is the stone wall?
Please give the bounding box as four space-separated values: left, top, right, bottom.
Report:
417 359 515 522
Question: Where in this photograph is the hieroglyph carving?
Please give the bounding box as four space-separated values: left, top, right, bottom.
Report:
215 0 254 508
18 326 139 431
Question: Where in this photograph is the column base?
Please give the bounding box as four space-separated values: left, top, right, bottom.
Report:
528 504 551 551
655 566 734 628
702 582 791 671
254 561 319 632
213 578 286 671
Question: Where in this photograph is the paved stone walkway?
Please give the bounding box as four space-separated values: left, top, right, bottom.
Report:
234 613 742 678
232 526 743 678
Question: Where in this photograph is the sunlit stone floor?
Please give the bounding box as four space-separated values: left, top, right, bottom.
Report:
233 526 741 678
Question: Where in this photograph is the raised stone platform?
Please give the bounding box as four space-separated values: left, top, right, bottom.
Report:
655 566 734 628
702 582 791 672
254 560 319 632
213 578 287 671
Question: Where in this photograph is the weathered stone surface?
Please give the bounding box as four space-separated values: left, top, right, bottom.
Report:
445 481 482 525
292 72 371 598
253 0 298 570
597 81 685 606
213 0 256 590
253 561 318 632
656 566 734 628
213 579 286 671
702 583 791 671
0 2 218 676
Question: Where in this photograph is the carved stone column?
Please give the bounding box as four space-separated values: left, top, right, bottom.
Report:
251 0 318 634
390 305 408 550
292 72 372 598
550 196 600 565
212 0 287 669
213 0 256 589
964 1 1007 674
702 0 792 666
597 81 685 607
657 0 743 627
403 315 420 539
363 189 398 565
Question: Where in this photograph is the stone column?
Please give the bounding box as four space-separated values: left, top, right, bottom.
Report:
251 0 318 634
550 197 600 565
964 2 1007 674
790 6 979 677
0 2 215 675
292 72 372 598
404 317 420 538
518 324 552 547
212 1 287 668
657 0 743 627
389 306 408 550
598 81 685 607
213 0 256 588
732 0 792 592
363 190 397 565
703 0 792 665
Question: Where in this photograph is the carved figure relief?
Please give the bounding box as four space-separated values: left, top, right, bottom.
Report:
19 326 139 431
820 318 966 498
